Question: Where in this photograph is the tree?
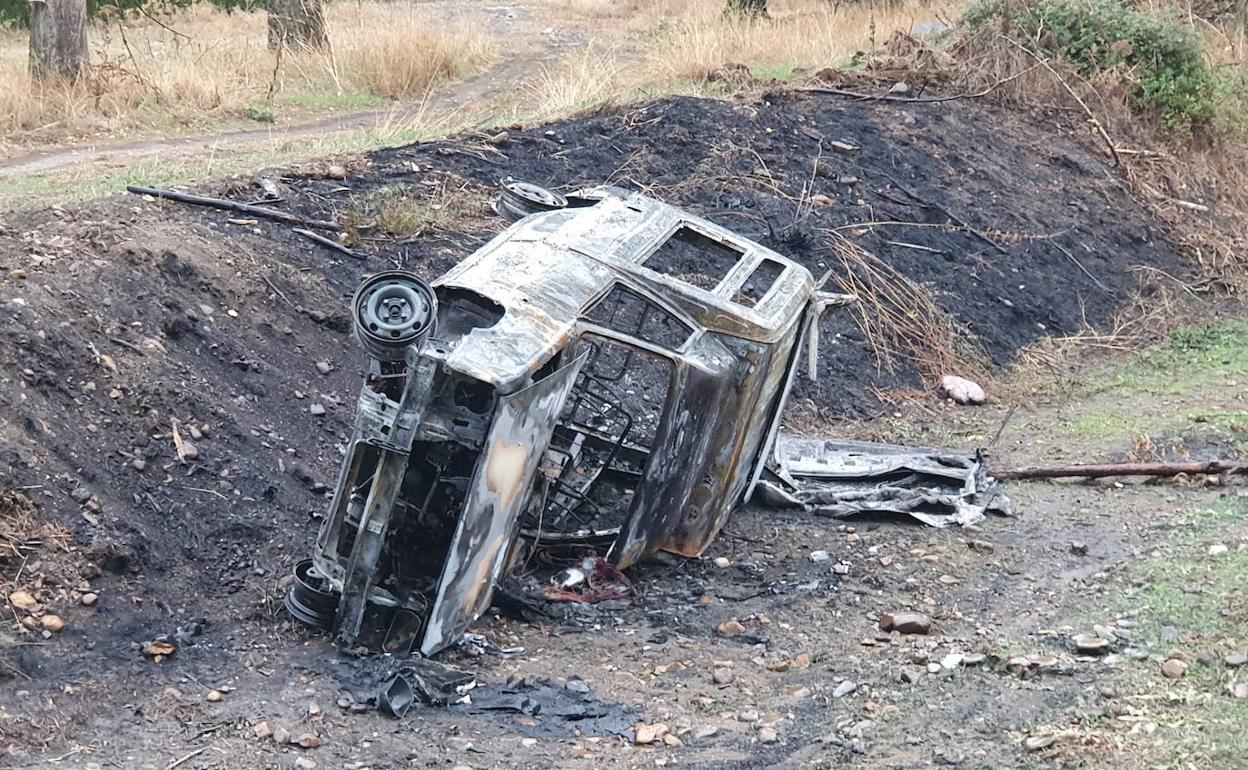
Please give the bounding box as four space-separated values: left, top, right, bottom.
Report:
266 0 327 51
28 0 88 82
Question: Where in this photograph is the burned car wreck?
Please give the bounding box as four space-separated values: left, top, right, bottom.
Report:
286 183 1008 656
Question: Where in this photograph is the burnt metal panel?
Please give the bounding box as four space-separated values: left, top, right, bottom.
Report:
420 352 589 655
607 335 734 569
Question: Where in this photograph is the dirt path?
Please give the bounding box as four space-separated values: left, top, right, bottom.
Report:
0 1 579 180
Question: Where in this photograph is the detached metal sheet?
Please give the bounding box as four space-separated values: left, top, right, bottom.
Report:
756 436 1012 527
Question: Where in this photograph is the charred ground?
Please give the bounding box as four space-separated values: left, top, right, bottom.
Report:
0 91 1224 770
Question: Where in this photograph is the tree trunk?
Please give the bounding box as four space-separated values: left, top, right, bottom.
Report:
726 0 768 16
28 0 89 82
267 0 328 52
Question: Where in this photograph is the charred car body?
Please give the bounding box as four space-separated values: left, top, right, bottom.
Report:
286 184 1006 656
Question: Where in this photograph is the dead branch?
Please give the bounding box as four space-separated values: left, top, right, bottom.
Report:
292 228 364 260
997 460 1248 480
126 186 342 231
800 63 1043 103
999 36 1122 167
1053 242 1112 294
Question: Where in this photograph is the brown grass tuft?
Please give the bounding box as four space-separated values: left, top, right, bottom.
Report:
643 0 964 85
826 232 991 384
0 490 38 562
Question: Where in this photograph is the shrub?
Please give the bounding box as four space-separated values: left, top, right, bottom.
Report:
967 0 1236 133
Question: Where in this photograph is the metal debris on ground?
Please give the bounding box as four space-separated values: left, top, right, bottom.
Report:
756 436 1011 527
283 181 1012 658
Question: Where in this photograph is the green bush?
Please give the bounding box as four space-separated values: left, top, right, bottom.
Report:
967 0 1238 133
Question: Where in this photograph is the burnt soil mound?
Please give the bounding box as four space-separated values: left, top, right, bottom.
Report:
0 91 1183 763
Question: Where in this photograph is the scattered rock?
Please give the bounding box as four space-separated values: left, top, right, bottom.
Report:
717 619 746 637
1234 682 1248 699
294 758 317 770
326 165 347 181
141 640 177 659
901 669 923 684
940 653 964 669
940 375 986 405
809 550 830 563
693 725 719 740
1005 656 1031 674
1022 735 1056 752
712 556 731 568
966 539 994 553
1070 541 1089 556
315 360 333 375
81 592 98 607
9 269 27 280
662 734 683 748
792 652 811 669
295 733 321 749
633 723 669 745
757 727 779 744
1073 635 1112 655
1161 658 1188 679
833 680 857 698
711 667 735 685
880 611 931 635
273 726 291 745
8 590 37 612
177 441 200 462
309 403 326 416
737 710 760 723
70 486 92 504
962 653 987 667
1208 543 1229 556
40 615 64 633
206 690 223 702
1224 651 1247 668
253 722 274 739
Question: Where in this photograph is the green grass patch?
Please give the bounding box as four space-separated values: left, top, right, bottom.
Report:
1096 321 1248 396
280 91 388 110
749 63 800 82
1066 502 1248 769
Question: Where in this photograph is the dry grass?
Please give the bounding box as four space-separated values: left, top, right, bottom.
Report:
643 0 964 84
0 490 39 562
826 232 991 384
344 177 484 242
0 2 494 152
524 44 632 117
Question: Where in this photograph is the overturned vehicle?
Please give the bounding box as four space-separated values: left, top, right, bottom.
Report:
286 184 1007 656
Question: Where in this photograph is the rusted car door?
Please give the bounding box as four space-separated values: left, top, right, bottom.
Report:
420 353 587 654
